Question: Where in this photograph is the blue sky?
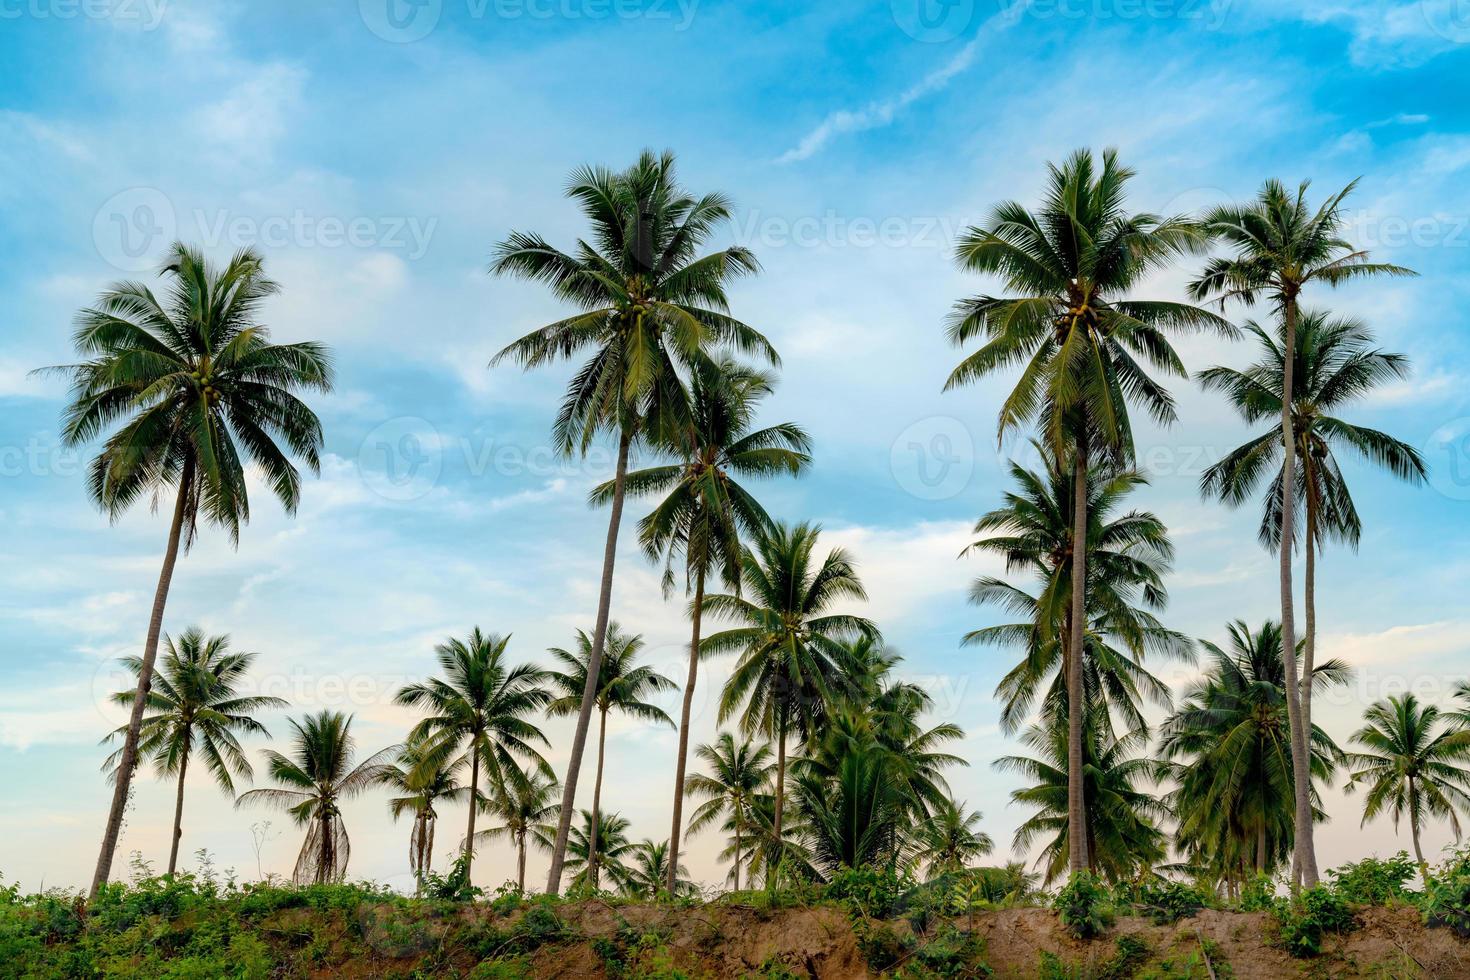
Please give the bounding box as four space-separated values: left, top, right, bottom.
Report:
2 0 1469 892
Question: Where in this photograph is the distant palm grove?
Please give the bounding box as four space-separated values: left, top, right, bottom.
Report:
53 147 1460 914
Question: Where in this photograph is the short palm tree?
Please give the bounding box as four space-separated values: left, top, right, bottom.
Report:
607 356 811 894
48 243 332 897
235 712 394 885
702 521 878 866
914 799 994 879
380 737 465 889
1190 177 1414 887
684 732 774 892
490 151 776 893
1199 313 1425 739
395 629 551 884
622 839 695 899
476 766 560 892
946 149 1225 875
537 809 638 894
1346 694 1470 886
103 628 285 875
545 623 675 889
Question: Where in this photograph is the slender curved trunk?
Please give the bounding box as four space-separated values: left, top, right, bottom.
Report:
90 459 193 901
1067 442 1089 877
516 830 527 892
166 738 191 876
1409 777 1429 888
1301 504 1318 737
464 741 480 880
590 705 608 890
319 808 333 885
1256 821 1267 875
733 812 742 893
1277 297 1317 889
546 430 631 895
772 718 788 883
667 564 706 895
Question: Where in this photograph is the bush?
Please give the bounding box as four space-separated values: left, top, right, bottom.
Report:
1052 872 1113 940
1134 880 1208 924
826 865 915 919
897 926 992 979
1327 852 1418 906
1275 885 1357 958
1422 867 1470 937
1236 874 1276 912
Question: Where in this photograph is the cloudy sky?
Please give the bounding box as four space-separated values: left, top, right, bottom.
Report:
2 0 1469 893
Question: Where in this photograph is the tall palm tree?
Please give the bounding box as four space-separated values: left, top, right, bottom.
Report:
913 799 994 879
47 243 332 898
1158 620 1348 889
545 623 675 888
1346 694 1470 886
702 521 878 868
490 151 776 893
395 629 551 884
1189 177 1415 887
477 766 560 893
103 628 285 875
235 712 394 885
946 149 1225 875
606 357 809 893
536 809 638 894
1199 313 1425 741
685 732 774 892
622 839 695 899
380 737 465 889
964 449 1191 739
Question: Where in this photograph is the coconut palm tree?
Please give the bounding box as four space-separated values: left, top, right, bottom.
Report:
702 521 878 869
946 150 1225 875
684 733 774 893
963 449 1191 740
1158 620 1349 889
46 243 332 898
395 629 551 884
1189 177 1415 887
380 737 465 890
476 766 560 893
605 356 810 894
622 839 695 899
913 800 994 879
545 623 675 889
537 809 638 894
102 628 284 875
1199 313 1425 741
1346 694 1470 886
490 151 777 893
235 712 394 885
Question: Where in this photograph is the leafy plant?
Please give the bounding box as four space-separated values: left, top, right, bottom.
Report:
1275 885 1357 957
1053 872 1114 940
1134 880 1208 924
1328 853 1418 906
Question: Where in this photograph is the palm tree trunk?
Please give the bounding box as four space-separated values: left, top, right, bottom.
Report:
734 814 742 893
89 459 193 901
166 740 191 876
773 719 787 882
464 741 480 880
319 809 333 885
1277 297 1317 889
1409 778 1430 888
590 706 608 890
517 830 527 892
1301 505 1318 737
546 429 632 895
667 564 706 895
1067 441 1090 876
1256 820 1267 875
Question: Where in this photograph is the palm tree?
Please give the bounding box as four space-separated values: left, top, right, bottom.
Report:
47 243 332 898
622 839 695 899
537 809 638 894
1158 621 1349 890
685 733 774 892
380 737 465 889
1346 694 1470 886
963 448 1191 740
913 800 994 879
1189 177 1415 887
606 356 810 894
545 623 675 888
702 521 878 869
102 628 284 875
477 766 560 892
235 712 394 885
395 629 551 884
1199 313 1425 742
490 151 776 893
946 149 1225 875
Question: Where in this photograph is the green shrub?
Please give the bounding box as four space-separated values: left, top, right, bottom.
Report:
1052 872 1113 940
1327 852 1417 906
897 926 992 979
826 864 914 919
1236 874 1276 912
1422 868 1470 937
1134 880 1208 924
1275 885 1357 957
